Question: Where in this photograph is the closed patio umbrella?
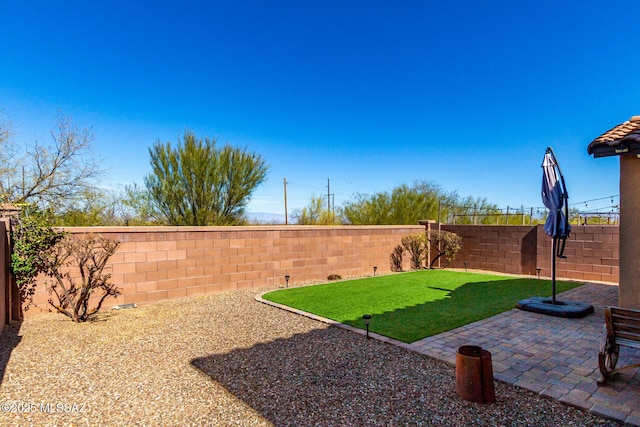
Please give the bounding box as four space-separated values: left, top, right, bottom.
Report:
542 148 571 245
542 147 570 304
517 147 593 318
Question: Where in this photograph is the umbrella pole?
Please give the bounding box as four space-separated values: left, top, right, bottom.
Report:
551 236 557 305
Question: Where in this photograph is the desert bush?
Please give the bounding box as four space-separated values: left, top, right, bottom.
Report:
45 234 121 322
10 205 66 310
401 233 427 270
390 245 404 272
427 230 462 268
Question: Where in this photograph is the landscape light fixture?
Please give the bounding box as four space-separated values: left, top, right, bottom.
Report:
536 268 542 279
362 314 372 339
464 262 468 272
285 275 290 288
373 266 377 276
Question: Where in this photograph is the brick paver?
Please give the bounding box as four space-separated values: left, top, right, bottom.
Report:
409 283 640 426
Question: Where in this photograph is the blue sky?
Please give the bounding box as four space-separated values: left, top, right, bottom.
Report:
1 1 636 219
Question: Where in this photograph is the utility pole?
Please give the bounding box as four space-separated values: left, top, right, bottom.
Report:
283 178 288 225
327 178 331 212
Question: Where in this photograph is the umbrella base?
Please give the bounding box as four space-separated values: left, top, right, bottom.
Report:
517 297 594 318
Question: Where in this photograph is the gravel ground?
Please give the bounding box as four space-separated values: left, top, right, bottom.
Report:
0 288 619 427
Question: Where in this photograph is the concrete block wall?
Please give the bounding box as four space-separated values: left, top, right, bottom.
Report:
25 225 425 315
442 224 619 283
537 225 619 283
2 222 620 323
441 225 538 275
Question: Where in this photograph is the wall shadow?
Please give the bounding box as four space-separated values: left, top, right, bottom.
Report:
0 321 22 385
191 327 455 426
521 227 538 275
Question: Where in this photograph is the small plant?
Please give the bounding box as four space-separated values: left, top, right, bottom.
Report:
390 245 404 272
401 233 427 270
10 205 66 310
45 233 121 322
428 230 462 268
327 274 342 281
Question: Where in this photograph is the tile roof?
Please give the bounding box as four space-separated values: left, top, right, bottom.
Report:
588 116 640 157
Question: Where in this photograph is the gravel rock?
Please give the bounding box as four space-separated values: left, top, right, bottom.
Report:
0 288 620 426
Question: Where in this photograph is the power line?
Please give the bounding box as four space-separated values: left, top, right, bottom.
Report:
569 194 619 208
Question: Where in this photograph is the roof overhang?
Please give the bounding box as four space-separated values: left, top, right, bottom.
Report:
587 116 640 158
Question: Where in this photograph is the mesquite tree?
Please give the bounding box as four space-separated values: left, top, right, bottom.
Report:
45 234 120 322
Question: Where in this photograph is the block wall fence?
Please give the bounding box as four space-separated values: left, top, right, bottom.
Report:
18 224 427 319
442 224 619 284
1 222 619 326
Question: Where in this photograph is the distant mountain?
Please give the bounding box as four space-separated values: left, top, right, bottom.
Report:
246 212 287 224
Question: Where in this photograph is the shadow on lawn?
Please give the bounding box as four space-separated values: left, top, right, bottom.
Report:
339 278 584 343
0 321 22 385
191 326 457 426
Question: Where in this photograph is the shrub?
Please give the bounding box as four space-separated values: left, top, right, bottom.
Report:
427 230 462 268
10 205 66 310
327 274 342 281
45 233 121 322
401 233 427 270
389 244 404 272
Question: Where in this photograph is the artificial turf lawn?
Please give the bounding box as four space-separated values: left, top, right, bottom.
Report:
262 270 583 343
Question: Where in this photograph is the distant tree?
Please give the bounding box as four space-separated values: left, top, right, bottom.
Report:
343 181 449 225
0 110 13 186
0 114 105 213
342 192 393 225
123 183 163 225
445 195 501 225
293 195 341 225
54 188 139 226
0 108 11 144
143 130 269 226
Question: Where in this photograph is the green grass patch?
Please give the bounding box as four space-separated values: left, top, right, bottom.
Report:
262 270 583 343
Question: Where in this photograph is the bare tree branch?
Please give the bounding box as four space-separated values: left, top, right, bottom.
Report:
1 113 106 211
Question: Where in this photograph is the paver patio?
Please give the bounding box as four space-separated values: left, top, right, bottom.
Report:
410 283 640 426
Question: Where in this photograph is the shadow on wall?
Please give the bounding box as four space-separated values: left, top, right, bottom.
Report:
521 227 538 275
0 321 22 385
191 327 460 426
